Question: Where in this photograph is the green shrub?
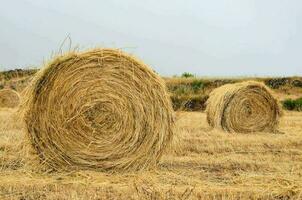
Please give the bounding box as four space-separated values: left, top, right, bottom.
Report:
181 72 194 78
283 99 296 110
296 98 302 111
191 80 204 92
292 79 302 87
283 98 302 111
264 78 289 89
169 80 204 96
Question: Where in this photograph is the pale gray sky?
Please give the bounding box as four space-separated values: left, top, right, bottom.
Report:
1 0 302 76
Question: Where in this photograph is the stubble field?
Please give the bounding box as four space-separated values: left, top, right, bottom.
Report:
0 108 301 199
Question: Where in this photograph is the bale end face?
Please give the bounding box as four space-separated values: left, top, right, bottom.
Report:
0 89 20 108
22 48 175 172
206 81 282 133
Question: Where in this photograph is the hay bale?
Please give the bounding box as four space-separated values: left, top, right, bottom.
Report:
21 48 174 171
206 81 281 133
0 89 20 108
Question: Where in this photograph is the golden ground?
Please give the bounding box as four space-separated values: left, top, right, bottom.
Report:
0 109 302 199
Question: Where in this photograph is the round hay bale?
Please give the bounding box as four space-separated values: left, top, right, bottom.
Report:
206 81 282 133
0 89 20 108
22 48 174 171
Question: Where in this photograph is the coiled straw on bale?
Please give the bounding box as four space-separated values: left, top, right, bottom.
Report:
206 81 282 133
0 89 20 108
21 48 174 171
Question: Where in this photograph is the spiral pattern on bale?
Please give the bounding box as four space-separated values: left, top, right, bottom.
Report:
206 81 281 133
0 89 20 108
22 48 174 171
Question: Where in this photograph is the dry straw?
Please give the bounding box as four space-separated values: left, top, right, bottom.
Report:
206 81 282 133
0 89 20 108
21 48 174 171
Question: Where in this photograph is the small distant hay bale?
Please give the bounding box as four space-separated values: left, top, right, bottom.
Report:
0 89 20 108
21 48 174 171
206 81 282 133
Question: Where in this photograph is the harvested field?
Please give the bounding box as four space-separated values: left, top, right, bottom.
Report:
0 69 301 199
0 108 301 199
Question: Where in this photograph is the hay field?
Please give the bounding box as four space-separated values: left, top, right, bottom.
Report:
1 107 301 199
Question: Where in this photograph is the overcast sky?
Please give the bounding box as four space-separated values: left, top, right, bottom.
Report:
1 0 302 76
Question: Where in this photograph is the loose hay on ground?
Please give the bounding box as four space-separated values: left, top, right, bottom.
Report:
20 48 175 172
206 81 282 133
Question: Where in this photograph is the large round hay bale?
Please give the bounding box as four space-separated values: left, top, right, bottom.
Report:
206 81 282 133
0 89 20 108
22 48 174 171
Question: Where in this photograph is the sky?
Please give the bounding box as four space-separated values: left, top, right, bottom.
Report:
0 0 302 76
